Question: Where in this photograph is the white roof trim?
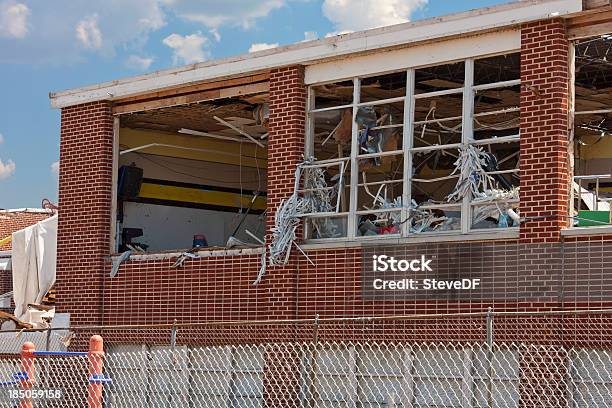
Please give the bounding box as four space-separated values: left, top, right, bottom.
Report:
305 29 520 84
0 208 53 214
49 0 583 109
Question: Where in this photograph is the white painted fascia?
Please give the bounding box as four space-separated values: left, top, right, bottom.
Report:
49 0 583 109
305 29 520 84
0 208 53 214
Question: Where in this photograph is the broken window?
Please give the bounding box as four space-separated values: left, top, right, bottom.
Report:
305 52 520 240
572 35 612 227
113 94 268 253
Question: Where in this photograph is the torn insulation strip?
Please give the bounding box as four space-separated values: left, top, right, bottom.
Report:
259 157 339 284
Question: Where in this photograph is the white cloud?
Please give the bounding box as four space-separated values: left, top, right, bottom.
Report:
322 0 427 32
125 54 154 70
51 161 60 177
248 42 279 53
0 159 15 180
0 1 165 64
0 133 4 144
303 31 318 41
0 0 298 64
209 28 221 42
163 32 209 64
162 0 285 29
76 15 102 49
0 0 29 39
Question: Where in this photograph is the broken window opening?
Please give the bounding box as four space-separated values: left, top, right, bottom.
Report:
303 52 521 240
311 108 353 162
114 94 269 254
572 35 612 227
311 80 355 110
357 158 404 237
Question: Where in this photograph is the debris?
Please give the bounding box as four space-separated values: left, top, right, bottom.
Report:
226 192 261 248
110 250 131 278
171 247 200 268
227 236 248 248
213 115 265 148
253 248 267 285
253 103 269 128
245 230 265 245
446 145 498 203
333 109 353 145
407 200 455 233
265 157 340 277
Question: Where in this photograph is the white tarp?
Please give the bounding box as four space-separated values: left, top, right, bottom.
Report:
11 214 57 325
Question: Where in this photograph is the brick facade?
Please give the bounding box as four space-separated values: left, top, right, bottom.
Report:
56 101 114 326
519 19 571 243
264 66 307 320
53 19 605 331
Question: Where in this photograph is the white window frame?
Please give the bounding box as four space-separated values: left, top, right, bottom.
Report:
569 38 612 229
305 53 521 242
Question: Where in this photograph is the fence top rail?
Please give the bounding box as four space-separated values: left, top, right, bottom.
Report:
1 308 612 335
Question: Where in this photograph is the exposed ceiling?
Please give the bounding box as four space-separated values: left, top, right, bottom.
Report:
120 94 269 140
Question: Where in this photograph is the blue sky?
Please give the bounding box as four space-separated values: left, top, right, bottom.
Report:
0 0 509 209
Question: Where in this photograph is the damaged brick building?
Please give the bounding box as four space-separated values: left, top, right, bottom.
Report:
47 0 612 405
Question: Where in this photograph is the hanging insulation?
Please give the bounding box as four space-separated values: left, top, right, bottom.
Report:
446 145 497 202
266 157 339 274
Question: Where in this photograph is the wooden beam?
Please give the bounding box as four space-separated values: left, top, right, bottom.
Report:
113 81 269 115
584 0 612 10
114 73 269 104
568 9 612 38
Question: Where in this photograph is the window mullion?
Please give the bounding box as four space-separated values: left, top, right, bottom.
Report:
303 87 315 240
348 78 360 240
402 69 415 238
461 58 475 234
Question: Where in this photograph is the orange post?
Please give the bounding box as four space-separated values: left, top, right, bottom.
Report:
87 335 104 408
19 342 35 408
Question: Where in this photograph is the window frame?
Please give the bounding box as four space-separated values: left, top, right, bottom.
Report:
305 53 521 242
569 37 612 230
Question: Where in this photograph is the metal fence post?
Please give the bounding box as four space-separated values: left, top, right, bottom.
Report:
486 307 494 348
170 319 177 350
486 307 494 408
88 335 105 408
308 314 320 408
19 342 35 408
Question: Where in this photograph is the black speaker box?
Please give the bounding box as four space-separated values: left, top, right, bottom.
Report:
118 165 143 199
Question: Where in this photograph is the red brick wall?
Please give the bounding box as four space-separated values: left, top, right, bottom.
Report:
519 19 570 243
0 211 52 251
54 22 588 329
263 66 307 319
102 254 267 324
56 101 114 326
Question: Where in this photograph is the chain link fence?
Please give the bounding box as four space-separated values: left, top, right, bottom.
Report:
0 309 610 406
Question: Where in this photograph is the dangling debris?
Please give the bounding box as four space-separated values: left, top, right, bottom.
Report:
446 145 496 203
260 157 337 283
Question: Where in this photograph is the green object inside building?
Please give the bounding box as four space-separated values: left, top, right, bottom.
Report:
578 210 610 227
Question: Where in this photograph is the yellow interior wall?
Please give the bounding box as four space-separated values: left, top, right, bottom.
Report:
577 136 612 160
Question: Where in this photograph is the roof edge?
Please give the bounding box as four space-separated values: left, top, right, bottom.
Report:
49 0 583 109
0 208 55 214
